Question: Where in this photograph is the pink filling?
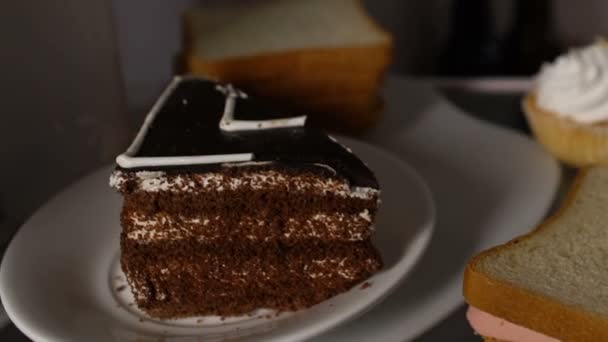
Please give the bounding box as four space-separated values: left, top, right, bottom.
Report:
467 306 560 342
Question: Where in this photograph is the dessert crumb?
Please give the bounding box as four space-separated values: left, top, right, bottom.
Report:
360 282 372 289
116 285 126 292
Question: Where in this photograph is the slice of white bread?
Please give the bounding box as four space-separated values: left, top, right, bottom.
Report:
184 0 391 61
464 167 608 341
182 0 392 133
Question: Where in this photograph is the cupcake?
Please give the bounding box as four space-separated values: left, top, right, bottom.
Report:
524 41 608 166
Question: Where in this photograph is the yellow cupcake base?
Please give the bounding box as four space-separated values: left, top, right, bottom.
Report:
523 94 608 167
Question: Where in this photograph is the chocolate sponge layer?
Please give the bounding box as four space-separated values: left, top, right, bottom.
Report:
121 240 382 318
122 189 376 218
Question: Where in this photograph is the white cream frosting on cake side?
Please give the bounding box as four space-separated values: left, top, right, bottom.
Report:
123 211 374 244
109 169 379 199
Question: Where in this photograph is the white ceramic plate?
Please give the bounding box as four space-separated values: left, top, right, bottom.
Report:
0 138 435 342
313 76 561 341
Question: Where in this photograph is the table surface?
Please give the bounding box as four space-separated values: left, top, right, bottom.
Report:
0 86 568 342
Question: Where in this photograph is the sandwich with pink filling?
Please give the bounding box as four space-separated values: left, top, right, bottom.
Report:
464 167 608 342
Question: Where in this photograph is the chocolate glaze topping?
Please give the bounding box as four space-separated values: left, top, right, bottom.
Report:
119 77 378 189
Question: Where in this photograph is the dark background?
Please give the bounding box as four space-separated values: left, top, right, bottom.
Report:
0 0 601 340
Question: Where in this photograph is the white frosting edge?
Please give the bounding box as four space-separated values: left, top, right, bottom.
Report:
126 210 373 243
312 163 338 175
110 169 380 199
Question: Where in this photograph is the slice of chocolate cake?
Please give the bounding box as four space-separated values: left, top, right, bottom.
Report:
109 76 382 318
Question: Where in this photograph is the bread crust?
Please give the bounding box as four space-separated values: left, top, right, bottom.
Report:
184 46 389 133
184 44 392 88
464 169 608 341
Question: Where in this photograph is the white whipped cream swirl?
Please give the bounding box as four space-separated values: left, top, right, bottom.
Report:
536 42 608 124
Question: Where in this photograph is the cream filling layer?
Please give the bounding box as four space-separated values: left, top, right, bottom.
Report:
467 306 560 342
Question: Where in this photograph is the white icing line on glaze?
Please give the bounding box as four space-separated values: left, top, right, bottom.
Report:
117 154 253 168
221 161 273 168
224 161 337 177
115 76 255 168
328 134 353 153
122 77 181 158
312 163 337 175
215 83 307 131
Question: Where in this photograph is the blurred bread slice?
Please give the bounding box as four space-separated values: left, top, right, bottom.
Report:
183 0 392 133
